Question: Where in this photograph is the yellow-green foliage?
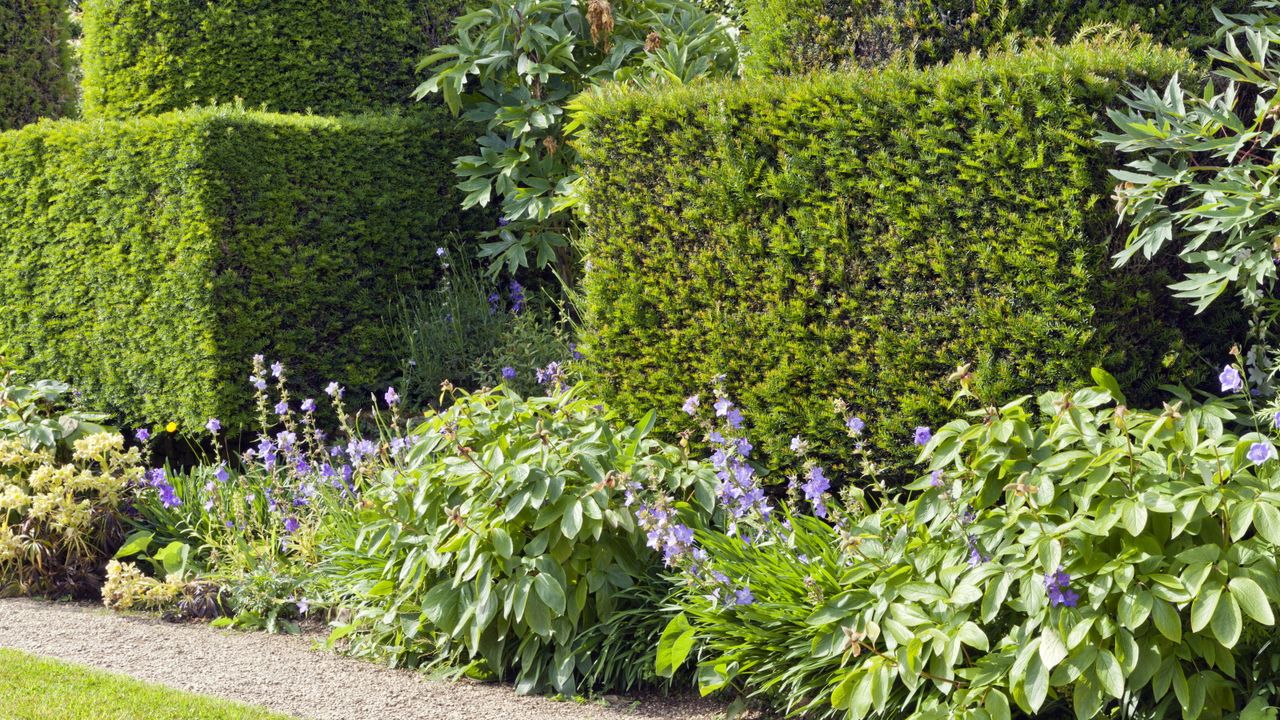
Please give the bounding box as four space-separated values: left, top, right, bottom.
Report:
81 0 471 118
101 560 185 611
742 0 1252 76
574 40 1236 475
0 432 141 597
0 106 483 430
0 0 74 129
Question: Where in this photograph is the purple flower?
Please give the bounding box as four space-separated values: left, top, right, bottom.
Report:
569 342 584 361
509 280 526 314
385 387 400 406
283 517 300 534
274 400 289 416
801 466 830 518
1274 411 1280 430
913 426 932 446
301 398 316 413
1044 567 1079 608
846 416 865 435
205 418 221 435
325 382 344 398
488 292 501 314
733 586 755 606
714 397 733 417
726 408 744 429
214 464 229 483
536 362 566 390
1249 442 1276 465
270 361 284 378
146 468 167 487
135 428 151 443
1220 365 1244 394
158 484 181 509
682 395 700 415
436 247 446 257
250 375 267 391
296 598 310 614
502 367 517 381
930 469 944 487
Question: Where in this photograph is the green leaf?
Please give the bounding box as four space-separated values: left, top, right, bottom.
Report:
1211 592 1243 648
1039 629 1067 670
533 572 566 615
1190 583 1221 633
655 613 697 678
490 528 513 559
560 499 583 540
1152 598 1182 643
986 689 1011 720
1230 577 1275 625
1256 504 1280 545
113 530 154 559
1095 649 1124 699
1024 655 1049 712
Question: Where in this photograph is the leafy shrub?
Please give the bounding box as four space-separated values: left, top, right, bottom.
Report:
657 370 1280 719
0 106 481 431
574 38 1237 478
395 248 571 404
741 0 1251 76
1104 6 1280 319
79 0 472 118
328 385 717 695
101 560 185 611
124 357 409 632
417 0 739 273
0 368 112 457
0 0 74 130
0 432 140 598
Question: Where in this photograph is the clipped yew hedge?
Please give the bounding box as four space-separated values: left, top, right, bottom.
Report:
0 0 74 130
0 107 481 430
574 40 1235 475
80 0 471 118
742 0 1251 76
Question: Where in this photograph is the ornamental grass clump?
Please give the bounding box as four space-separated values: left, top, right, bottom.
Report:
327 383 717 695
0 431 140 599
653 368 1280 719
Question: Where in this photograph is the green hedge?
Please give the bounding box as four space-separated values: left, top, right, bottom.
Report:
574 40 1234 475
0 107 481 430
0 0 74 130
80 0 470 118
743 0 1252 76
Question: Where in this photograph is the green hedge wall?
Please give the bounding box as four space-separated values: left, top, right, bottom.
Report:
743 0 1252 76
0 107 480 429
80 0 470 118
0 0 74 130
574 40 1234 475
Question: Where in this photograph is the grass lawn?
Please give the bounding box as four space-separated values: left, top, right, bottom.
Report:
0 649 294 720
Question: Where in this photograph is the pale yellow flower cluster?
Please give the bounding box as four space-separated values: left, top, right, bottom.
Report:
0 431 142 578
101 560 185 611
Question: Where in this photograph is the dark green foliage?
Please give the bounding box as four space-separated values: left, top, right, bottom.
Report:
80 0 473 118
575 40 1236 476
742 0 1252 76
0 106 480 431
0 0 75 129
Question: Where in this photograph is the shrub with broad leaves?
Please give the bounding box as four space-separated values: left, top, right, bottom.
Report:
328 384 716 695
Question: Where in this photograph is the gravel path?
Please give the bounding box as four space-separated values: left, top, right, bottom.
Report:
0 598 723 720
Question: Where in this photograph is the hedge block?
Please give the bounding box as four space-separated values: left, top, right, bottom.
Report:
0 107 480 429
574 40 1235 475
743 0 1251 76
80 0 471 118
0 0 74 130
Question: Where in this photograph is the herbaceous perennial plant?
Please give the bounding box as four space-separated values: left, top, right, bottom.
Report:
118 356 414 631
649 369 1280 719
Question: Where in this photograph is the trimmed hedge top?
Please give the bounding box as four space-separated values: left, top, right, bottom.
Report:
80 0 470 118
0 106 480 429
742 0 1252 76
573 40 1234 475
0 0 74 130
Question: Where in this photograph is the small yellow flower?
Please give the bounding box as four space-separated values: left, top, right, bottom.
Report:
165 422 179 434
